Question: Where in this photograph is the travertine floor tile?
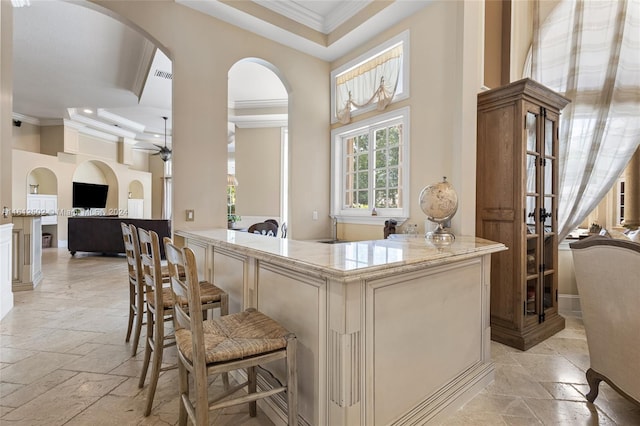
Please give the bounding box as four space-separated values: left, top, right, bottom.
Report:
523 398 617 425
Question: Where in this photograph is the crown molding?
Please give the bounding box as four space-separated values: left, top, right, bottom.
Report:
39 118 64 126
253 0 372 34
97 109 146 133
62 119 119 142
67 108 137 139
229 114 288 128
230 98 288 110
12 112 41 126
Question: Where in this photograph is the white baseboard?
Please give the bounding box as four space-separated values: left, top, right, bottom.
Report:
558 294 582 318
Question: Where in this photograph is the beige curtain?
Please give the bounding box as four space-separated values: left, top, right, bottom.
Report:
527 0 640 239
336 45 402 124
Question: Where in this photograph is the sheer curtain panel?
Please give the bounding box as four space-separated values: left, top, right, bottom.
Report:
528 0 640 239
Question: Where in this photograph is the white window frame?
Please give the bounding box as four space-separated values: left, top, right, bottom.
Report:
330 31 410 124
331 107 410 225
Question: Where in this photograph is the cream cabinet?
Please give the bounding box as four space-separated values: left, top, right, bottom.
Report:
476 78 570 350
27 194 57 225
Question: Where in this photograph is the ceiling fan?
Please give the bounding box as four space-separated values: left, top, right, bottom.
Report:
134 116 172 162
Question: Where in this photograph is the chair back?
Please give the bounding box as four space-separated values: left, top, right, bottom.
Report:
121 222 142 286
247 221 278 237
164 240 205 333
138 228 165 316
164 240 209 382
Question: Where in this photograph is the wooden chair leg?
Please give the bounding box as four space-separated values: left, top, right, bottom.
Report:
248 366 257 417
130 288 145 356
130 309 143 357
195 368 209 426
287 335 298 426
586 368 602 403
138 309 154 388
125 287 135 343
143 334 163 416
177 363 189 426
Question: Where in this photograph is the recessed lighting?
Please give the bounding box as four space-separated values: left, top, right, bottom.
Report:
155 134 160 138
83 109 93 114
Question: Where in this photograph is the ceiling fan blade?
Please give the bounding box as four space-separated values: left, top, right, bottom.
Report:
133 141 162 151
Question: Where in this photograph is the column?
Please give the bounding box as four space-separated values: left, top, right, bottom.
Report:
623 146 640 228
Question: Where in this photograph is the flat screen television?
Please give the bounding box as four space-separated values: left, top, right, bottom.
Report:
72 182 109 209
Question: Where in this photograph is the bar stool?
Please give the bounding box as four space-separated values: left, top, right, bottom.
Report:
164 240 298 426
137 228 228 417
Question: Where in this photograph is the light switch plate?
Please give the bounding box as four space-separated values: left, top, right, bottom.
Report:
186 209 195 221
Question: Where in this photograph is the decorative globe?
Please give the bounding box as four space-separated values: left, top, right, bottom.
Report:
419 177 458 243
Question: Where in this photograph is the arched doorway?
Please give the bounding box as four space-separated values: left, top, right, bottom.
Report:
227 59 290 234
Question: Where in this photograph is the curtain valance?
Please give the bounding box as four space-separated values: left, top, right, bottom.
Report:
336 44 403 124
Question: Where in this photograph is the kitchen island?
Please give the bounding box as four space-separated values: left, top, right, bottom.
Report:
175 229 506 426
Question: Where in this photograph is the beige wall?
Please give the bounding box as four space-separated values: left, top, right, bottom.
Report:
12 121 40 152
40 125 65 156
92 0 331 241
6 1 485 242
235 126 281 218
12 146 153 246
331 1 483 240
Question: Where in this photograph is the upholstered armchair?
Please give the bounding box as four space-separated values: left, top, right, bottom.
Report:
570 236 640 406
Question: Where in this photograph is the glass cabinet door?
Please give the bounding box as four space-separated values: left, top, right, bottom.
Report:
525 106 560 324
542 112 558 315
524 110 540 324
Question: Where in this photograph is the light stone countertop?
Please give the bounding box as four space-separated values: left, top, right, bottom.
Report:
176 228 507 281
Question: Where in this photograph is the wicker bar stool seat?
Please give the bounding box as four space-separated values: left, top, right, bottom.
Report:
175 309 290 363
165 240 298 426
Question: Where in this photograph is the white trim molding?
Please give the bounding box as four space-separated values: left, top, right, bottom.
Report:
0 223 14 320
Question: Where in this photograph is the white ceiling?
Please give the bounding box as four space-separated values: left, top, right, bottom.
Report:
11 0 430 148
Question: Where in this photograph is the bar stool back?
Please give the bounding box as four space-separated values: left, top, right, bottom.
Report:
121 222 144 356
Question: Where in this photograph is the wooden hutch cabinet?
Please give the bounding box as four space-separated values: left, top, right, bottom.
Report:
476 78 570 350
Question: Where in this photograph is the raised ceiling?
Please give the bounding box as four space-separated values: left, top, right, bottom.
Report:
11 0 431 147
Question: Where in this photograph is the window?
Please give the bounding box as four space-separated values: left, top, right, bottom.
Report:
331 107 410 224
331 31 409 123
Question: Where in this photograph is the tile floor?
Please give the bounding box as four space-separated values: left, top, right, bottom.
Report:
1 248 639 425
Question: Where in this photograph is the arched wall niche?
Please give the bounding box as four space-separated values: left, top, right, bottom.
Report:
27 167 57 195
73 160 119 212
129 180 144 199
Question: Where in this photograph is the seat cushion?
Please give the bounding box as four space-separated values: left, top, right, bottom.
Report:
175 281 226 305
175 309 290 364
147 287 175 309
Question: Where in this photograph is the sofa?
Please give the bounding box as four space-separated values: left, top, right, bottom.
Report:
570 235 640 406
68 217 171 258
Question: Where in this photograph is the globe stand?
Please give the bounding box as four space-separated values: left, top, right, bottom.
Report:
425 222 455 246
